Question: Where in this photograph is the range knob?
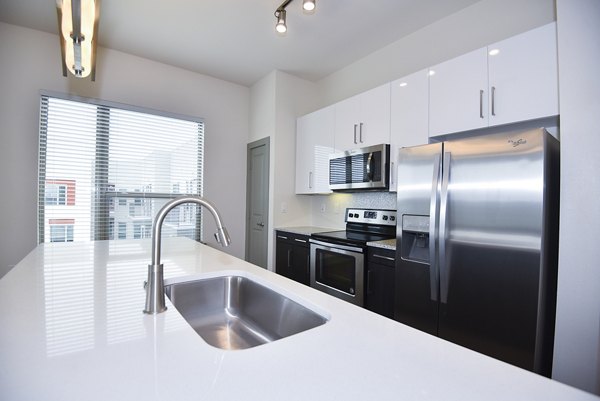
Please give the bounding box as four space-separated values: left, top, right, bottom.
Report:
382 215 389 221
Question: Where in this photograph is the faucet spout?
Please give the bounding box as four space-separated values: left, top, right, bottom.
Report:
143 196 231 315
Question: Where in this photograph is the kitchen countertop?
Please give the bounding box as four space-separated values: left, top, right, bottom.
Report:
1 238 597 401
275 226 337 236
367 238 396 250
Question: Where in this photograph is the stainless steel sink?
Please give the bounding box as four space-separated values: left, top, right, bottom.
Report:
165 275 327 350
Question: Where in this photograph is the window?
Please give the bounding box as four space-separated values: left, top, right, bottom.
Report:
117 223 127 240
50 224 74 242
38 93 204 244
45 184 66 205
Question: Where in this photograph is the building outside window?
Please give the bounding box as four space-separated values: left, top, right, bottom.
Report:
37 94 204 244
49 219 74 242
117 223 127 240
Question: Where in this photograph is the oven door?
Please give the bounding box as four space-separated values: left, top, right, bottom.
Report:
310 239 365 306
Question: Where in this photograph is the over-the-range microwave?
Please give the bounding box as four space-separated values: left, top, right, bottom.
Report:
329 144 390 191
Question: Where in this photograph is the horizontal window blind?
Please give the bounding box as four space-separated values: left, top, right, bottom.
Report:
38 94 204 244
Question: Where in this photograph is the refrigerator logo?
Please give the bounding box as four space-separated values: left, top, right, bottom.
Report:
508 138 527 147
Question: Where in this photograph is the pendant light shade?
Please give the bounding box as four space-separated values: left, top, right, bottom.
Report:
56 0 100 80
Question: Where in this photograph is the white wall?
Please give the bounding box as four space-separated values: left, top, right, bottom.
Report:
316 0 556 107
250 71 318 270
0 22 250 278
552 0 600 395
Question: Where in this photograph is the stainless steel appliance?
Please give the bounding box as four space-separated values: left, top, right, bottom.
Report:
395 128 559 377
310 208 396 306
329 144 390 191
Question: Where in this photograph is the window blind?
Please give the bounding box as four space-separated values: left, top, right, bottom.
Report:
38 94 204 244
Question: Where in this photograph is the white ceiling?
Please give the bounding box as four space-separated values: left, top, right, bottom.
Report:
0 0 482 86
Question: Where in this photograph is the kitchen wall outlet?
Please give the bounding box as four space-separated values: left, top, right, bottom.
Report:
320 203 326 213
281 202 287 213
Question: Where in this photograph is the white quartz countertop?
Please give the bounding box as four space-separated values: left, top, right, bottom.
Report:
367 238 396 250
0 238 597 401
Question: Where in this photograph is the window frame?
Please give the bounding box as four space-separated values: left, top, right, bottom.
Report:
38 90 205 244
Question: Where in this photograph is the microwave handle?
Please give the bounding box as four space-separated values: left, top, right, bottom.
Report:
366 152 374 181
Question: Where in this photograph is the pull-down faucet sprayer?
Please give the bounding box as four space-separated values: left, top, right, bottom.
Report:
143 196 231 315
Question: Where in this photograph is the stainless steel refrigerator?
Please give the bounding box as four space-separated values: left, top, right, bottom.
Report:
395 128 559 376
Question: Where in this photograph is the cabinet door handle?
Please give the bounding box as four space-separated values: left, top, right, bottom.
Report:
277 235 288 240
359 122 364 143
287 249 292 268
294 238 307 243
491 86 496 116
309 171 313 189
373 254 395 262
479 89 484 119
353 124 358 144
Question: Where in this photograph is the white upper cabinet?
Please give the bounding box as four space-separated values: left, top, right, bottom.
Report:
334 83 391 151
487 22 559 126
389 69 430 192
429 22 558 137
429 47 489 137
295 105 335 194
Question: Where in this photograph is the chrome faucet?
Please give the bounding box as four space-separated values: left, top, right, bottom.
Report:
143 196 231 314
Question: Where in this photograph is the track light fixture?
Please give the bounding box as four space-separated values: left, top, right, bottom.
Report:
275 9 287 34
274 0 316 35
56 0 100 80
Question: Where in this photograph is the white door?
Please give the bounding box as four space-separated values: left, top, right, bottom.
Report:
487 22 559 126
429 47 489 137
390 69 430 191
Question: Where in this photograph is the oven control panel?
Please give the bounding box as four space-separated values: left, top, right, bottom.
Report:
345 208 397 226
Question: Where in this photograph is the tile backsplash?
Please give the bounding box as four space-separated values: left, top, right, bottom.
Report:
310 192 396 229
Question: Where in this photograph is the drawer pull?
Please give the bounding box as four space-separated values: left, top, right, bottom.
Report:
373 254 395 262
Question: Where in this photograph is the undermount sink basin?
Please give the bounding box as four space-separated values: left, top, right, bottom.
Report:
165 275 328 350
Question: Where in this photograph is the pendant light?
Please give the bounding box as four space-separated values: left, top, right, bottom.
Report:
56 0 100 81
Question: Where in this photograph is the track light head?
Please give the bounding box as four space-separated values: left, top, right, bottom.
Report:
302 0 316 13
275 9 287 34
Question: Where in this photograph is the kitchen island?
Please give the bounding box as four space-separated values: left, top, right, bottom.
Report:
0 238 597 401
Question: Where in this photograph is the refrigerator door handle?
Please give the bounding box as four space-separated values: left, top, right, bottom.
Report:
429 153 441 302
439 151 451 304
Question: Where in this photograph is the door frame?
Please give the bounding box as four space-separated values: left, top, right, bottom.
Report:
245 137 270 266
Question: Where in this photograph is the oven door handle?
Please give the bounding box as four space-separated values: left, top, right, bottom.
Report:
309 239 364 253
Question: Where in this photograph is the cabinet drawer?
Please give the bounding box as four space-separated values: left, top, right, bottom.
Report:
367 247 396 267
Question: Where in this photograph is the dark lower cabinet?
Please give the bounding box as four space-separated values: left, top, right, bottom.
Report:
366 247 396 319
275 231 310 286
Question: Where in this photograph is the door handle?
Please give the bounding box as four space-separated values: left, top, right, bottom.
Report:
491 86 496 116
479 89 484 119
429 153 441 302
359 122 364 143
439 151 451 304
366 152 374 181
287 249 292 268
353 124 358 144
257 222 264 227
